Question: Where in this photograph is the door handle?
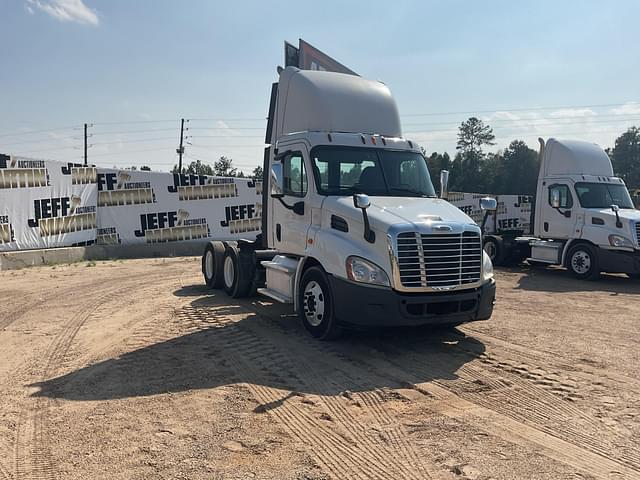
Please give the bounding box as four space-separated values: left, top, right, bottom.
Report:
276 224 281 242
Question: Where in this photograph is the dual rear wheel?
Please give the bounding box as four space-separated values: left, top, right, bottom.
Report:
202 241 253 298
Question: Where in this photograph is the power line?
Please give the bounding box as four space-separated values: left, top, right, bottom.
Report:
400 102 639 117
0 125 79 139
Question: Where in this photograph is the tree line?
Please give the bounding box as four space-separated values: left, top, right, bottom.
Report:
425 118 640 196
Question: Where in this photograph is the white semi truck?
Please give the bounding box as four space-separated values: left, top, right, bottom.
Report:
454 138 640 280
202 45 496 339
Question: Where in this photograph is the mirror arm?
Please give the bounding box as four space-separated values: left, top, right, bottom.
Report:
274 196 304 215
480 210 491 234
361 209 375 243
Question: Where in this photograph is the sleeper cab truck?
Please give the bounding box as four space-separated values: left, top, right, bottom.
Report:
202 67 496 339
478 138 640 280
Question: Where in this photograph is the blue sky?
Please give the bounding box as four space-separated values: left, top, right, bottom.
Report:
1 0 639 173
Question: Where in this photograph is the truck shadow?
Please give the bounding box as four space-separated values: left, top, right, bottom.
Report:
30 285 485 403
508 265 640 294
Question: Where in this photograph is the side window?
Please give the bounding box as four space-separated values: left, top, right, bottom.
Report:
548 184 573 209
283 152 307 197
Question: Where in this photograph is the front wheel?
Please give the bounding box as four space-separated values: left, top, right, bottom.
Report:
566 243 600 280
483 236 505 266
298 267 342 340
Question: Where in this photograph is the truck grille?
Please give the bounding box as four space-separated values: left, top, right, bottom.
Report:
636 222 640 245
397 231 482 289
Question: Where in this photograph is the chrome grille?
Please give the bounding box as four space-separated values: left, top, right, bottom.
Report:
636 222 640 246
397 231 482 289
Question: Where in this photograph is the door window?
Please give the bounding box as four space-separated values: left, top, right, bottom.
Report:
283 152 307 197
548 184 573 209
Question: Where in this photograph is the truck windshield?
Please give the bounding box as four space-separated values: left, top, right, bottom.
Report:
311 147 437 197
574 182 635 209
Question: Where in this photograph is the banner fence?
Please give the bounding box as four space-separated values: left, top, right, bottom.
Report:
0 154 262 252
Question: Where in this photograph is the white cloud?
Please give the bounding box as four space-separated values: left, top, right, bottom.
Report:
26 0 99 26
25 4 34 14
609 102 640 115
548 108 596 118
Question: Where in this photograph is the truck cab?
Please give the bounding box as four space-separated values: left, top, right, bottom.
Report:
529 138 640 279
203 66 496 339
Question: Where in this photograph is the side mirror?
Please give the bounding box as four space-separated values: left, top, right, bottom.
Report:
480 197 497 212
353 193 371 210
440 170 449 199
270 163 284 198
551 189 561 208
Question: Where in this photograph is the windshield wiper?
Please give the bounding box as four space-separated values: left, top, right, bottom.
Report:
388 187 431 197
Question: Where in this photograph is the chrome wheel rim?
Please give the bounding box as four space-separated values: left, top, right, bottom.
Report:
303 281 325 327
571 250 591 275
224 255 235 288
205 250 214 280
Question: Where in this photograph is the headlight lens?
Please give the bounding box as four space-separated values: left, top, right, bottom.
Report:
608 234 633 248
346 256 390 286
482 250 494 281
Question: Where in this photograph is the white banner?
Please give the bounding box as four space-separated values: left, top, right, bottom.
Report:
95 169 263 245
0 155 98 251
448 191 533 234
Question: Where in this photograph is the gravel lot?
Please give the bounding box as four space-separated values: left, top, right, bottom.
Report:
0 257 638 479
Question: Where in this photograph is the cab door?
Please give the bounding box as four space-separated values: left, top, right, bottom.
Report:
542 182 579 239
270 146 311 256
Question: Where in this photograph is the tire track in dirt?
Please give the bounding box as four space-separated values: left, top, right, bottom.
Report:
173 303 433 480
355 334 640 479
12 272 173 480
237 310 436 479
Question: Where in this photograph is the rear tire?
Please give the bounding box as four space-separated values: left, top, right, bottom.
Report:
298 267 342 340
483 236 505 266
202 242 225 289
566 243 600 280
223 244 253 298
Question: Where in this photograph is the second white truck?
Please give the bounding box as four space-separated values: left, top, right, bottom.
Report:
450 138 640 280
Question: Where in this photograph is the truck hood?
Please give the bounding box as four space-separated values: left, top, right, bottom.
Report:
327 196 475 231
590 208 640 222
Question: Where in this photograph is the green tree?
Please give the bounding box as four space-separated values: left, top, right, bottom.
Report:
610 126 640 189
140 165 151 171
497 140 539 194
213 156 237 177
252 165 264 180
455 117 496 192
456 117 495 156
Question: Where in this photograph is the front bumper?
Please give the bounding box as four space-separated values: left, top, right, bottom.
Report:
598 248 640 275
329 276 496 327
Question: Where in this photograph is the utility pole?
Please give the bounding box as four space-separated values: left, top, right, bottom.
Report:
177 118 185 172
84 123 88 166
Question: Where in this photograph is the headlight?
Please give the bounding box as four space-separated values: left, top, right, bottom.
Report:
346 256 390 286
608 234 633 248
482 251 494 281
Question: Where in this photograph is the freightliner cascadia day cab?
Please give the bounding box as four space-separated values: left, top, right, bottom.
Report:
460 138 640 280
202 46 496 339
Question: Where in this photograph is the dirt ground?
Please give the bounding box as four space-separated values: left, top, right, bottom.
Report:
0 257 638 480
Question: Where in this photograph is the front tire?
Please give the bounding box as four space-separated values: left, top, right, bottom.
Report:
298 267 341 340
566 243 600 280
483 236 505 266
